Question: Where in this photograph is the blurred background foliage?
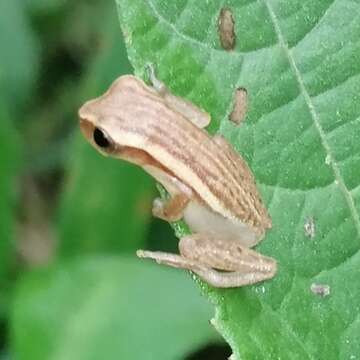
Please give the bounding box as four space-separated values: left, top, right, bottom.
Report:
0 0 230 358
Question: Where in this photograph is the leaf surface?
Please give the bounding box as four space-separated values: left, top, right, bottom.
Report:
116 0 360 358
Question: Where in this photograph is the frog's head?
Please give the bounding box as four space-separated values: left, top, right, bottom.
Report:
78 75 140 157
79 75 160 168
79 110 118 157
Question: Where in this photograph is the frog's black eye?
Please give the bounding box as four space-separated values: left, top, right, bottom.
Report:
93 127 111 148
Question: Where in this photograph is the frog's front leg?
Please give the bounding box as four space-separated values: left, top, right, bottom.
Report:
143 163 192 222
137 234 276 288
146 64 210 129
152 193 190 222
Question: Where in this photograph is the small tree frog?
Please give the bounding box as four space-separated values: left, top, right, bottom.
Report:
78 69 276 288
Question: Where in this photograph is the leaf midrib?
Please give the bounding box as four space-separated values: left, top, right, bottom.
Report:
263 0 360 240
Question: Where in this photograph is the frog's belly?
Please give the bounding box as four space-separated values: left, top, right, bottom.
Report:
183 201 260 247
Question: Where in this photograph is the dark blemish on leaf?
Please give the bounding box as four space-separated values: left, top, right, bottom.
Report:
218 8 236 51
229 87 248 125
310 283 330 297
304 216 315 239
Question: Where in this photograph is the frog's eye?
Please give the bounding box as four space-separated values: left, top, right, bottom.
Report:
93 127 113 149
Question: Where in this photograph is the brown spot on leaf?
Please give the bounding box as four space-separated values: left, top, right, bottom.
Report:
218 8 236 51
229 87 248 125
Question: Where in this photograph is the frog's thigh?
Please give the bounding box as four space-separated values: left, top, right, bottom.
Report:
179 234 277 288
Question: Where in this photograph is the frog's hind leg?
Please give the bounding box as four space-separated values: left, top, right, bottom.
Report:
136 249 205 272
178 234 276 288
137 234 276 288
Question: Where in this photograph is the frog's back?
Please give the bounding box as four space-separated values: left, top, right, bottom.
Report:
91 76 271 233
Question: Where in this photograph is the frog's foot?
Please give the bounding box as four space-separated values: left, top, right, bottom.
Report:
137 234 277 288
136 249 205 271
152 194 189 222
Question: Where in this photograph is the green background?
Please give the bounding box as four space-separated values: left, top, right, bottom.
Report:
1 0 360 359
0 1 224 359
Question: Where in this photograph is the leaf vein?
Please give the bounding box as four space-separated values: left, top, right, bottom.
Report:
147 0 275 56
147 0 221 52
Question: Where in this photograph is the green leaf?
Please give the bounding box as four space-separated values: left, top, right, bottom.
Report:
116 0 360 358
24 0 66 15
11 256 218 360
57 3 155 256
0 0 39 112
0 102 20 316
